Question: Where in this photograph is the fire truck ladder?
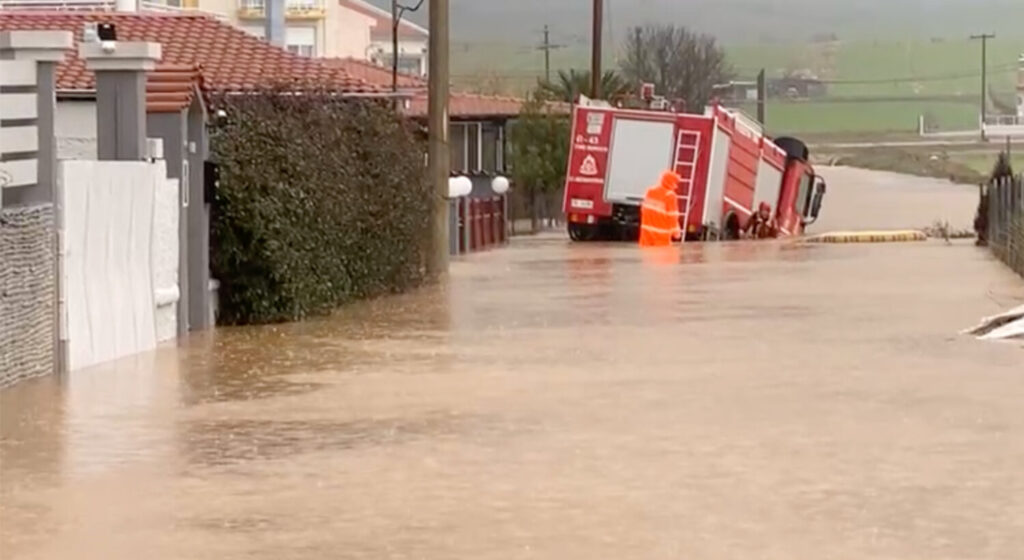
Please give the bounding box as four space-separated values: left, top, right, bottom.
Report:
673 129 701 238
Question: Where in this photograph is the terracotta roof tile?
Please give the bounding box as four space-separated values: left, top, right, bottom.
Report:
324 57 426 89
406 92 569 119
146 63 201 113
0 11 384 95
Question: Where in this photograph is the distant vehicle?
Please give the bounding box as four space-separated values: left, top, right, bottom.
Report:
562 89 826 242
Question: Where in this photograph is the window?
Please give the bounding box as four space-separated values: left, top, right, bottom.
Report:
795 172 813 216
287 44 315 57
381 55 424 76
481 123 499 173
286 26 315 57
240 0 264 10
466 123 480 171
450 124 466 172
398 56 422 75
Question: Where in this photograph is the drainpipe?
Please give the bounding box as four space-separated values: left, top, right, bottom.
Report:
266 0 286 48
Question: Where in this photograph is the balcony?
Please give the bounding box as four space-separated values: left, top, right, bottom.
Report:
237 0 325 20
0 0 227 18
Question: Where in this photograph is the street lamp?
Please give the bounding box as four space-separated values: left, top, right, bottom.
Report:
491 176 510 195
448 176 472 198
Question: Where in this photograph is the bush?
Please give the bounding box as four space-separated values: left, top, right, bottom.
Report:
208 88 431 325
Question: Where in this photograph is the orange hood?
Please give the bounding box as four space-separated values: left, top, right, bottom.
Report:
659 171 682 190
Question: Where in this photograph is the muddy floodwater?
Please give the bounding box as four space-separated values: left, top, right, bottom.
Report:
2 168 1023 559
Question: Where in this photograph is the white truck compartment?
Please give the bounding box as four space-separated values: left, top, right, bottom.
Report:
603 118 675 204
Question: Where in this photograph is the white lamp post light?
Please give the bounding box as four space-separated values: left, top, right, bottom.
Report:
491 175 510 195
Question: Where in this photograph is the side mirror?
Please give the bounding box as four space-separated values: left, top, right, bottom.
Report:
807 177 826 222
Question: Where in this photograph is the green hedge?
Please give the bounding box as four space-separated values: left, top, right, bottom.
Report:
208 88 431 325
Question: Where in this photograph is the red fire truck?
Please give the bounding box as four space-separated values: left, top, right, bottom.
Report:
562 94 826 242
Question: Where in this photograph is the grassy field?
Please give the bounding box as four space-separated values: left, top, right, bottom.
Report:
453 36 1024 136
728 38 1024 97
949 152 1024 175
737 100 979 135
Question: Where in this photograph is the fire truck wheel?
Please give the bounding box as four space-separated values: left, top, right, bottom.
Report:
722 213 742 241
568 223 598 242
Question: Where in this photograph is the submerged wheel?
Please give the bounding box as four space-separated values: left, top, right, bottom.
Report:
568 223 599 242
722 213 742 241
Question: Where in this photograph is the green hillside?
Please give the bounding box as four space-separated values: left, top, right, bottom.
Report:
452 35 1024 136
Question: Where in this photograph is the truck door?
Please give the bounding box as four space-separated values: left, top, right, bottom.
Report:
777 162 813 236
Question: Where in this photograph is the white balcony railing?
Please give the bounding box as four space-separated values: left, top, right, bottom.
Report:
0 0 228 19
236 0 324 18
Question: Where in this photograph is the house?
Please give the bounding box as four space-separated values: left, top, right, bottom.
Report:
339 0 427 75
327 56 564 179
0 0 427 70
712 80 758 103
0 11 385 159
1 9 562 180
768 70 827 99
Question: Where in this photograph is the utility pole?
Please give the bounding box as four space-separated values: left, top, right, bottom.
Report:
756 68 767 126
537 25 565 83
391 0 425 100
427 0 450 277
591 0 603 98
971 33 996 137
392 0 399 93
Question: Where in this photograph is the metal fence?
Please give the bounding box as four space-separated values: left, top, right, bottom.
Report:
448 195 508 256
987 173 1024 277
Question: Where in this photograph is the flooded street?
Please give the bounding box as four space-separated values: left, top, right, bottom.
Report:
2 168 1024 559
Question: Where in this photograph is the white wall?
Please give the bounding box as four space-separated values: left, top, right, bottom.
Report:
369 38 428 75
60 160 179 372
154 175 180 343
329 3 375 58
56 100 97 160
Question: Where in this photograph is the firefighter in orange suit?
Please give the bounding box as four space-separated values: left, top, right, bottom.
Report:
639 171 683 248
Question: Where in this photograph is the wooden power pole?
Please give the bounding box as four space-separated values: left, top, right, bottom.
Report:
427 0 450 276
538 25 565 83
970 33 996 136
756 68 767 126
591 0 603 98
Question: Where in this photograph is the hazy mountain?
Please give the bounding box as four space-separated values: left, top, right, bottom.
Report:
368 0 1023 45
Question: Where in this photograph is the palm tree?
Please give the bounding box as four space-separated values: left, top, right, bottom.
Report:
537 69 631 102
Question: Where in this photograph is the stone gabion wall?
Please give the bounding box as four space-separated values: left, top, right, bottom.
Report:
0 204 56 388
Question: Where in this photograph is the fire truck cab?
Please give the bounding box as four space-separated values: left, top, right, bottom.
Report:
562 94 826 242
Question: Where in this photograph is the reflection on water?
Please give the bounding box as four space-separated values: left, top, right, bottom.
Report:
2 226 1024 558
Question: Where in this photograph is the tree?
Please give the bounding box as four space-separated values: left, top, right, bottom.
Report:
991 151 1015 181
538 69 631 102
619 25 732 111
507 90 570 232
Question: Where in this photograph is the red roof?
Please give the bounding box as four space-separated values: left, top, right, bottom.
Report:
339 0 428 40
324 58 536 119
146 63 201 113
324 57 426 89
406 92 569 120
0 11 383 94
